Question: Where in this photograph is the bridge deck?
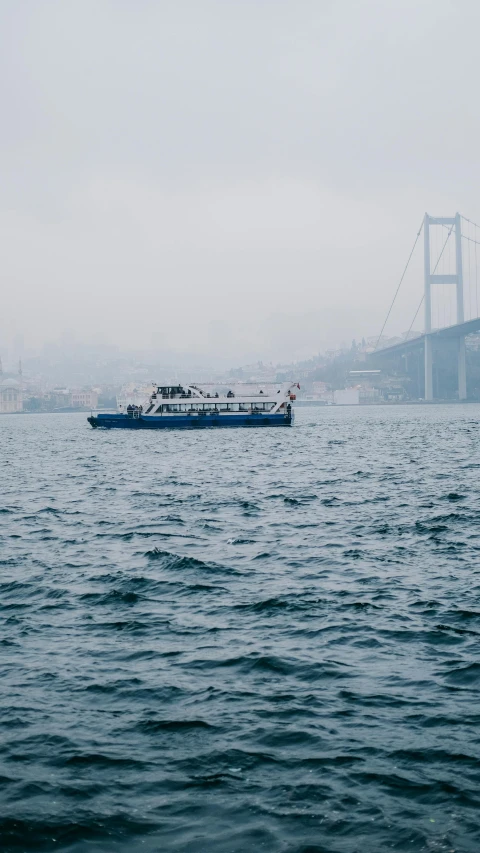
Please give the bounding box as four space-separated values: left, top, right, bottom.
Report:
372 317 480 357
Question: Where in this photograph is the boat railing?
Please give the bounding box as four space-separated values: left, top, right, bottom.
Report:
157 393 193 400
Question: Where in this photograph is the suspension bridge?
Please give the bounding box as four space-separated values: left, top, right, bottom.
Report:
371 213 480 400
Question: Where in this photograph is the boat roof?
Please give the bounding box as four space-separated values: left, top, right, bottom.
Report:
153 382 297 399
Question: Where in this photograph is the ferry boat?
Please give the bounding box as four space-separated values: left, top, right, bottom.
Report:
88 383 298 430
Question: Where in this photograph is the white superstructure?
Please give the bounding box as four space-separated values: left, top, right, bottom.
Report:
142 382 298 417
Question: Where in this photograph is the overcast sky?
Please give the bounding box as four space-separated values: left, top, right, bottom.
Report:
2 0 480 363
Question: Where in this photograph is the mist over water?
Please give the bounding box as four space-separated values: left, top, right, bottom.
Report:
1 407 480 852
3 0 480 358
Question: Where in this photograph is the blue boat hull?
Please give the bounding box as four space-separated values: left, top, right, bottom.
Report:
88 412 293 430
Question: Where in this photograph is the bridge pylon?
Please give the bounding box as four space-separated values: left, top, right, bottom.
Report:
423 213 465 400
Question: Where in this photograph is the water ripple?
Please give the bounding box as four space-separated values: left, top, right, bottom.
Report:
1 406 480 852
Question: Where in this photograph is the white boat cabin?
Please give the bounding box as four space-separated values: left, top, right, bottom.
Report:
141 384 297 416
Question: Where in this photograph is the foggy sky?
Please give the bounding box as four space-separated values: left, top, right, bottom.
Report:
2 0 480 364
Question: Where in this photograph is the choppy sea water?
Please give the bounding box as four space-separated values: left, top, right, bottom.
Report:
1 406 480 853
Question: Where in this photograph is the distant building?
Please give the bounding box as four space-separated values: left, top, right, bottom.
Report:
50 389 72 408
334 388 359 405
70 390 98 409
359 387 382 404
117 383 154 410
0 378 23 413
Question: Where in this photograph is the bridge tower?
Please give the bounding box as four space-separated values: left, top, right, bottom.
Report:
424 213 465 400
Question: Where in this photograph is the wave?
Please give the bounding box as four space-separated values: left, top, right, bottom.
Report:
443 662 480 685
3 406 480 853
79 590 140 605
135 718 215 733
144 547 239 575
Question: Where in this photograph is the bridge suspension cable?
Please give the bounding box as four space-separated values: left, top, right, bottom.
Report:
460 233 480 246
405 223 455 340
432 214 480 246
461 214 480 230
376 214 480 351
374 218 424 350
434 216 480 320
